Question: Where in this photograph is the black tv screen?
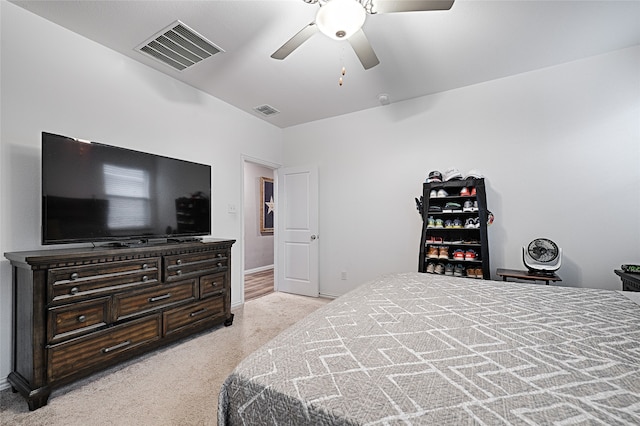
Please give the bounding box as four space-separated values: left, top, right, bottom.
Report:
42 132 211 245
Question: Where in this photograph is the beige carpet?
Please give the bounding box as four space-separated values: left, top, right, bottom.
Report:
0 292 331 425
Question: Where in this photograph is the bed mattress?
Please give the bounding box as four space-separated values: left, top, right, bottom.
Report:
219 272 640 425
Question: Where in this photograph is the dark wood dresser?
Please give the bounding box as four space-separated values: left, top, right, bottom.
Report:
615 269 640 292
5 239 234 410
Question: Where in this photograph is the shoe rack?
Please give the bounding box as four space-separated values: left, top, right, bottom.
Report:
418 178 491 279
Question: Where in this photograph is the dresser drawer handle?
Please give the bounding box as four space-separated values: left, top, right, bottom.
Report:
217 253 223 258
102 340 131 354
217 263 223 268
176 270 182 276
142 275 149 282
189 308 207 318
77 315 86 323
148 293 171 303
142 263 148 270
176 259 182 265
70 287 80 295
210 281 218 287
70 272 79 280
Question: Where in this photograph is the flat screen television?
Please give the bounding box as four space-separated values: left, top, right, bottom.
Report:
42 132 211 245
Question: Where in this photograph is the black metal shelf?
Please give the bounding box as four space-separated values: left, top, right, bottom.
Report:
419 178 491 279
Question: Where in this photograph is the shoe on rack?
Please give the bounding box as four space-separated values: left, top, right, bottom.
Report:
427 246 439 259
466 267 476 278
434 263 445 275
434 218 444 228
470 187 477 196
428 205 442 212
452 218 463 229
460 187 471 197
426 262 436 273
454 264 465 277
444 220 453 229
474 217 481 228
437 189 449 198
474 268 483 279
453 249 465 260
462 239 480 245
427 216 435 228
464 218 475 229
443 202 462 212
429 189 438 198
472 201 479 211
444 263 454 276
463 200 474 212
439 246 450 259
433 236 443 244
465 249 477 261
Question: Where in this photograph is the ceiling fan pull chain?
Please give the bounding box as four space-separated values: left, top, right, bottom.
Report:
338 47 347 86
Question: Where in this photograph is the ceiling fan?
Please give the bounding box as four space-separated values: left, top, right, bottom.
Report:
271 0 455 70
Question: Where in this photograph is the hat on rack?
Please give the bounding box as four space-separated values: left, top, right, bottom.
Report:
426 170 443 183
465 169 484 179
443 167 463 181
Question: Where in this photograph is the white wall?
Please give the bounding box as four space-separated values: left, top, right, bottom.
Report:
243 162 275 271
283 45 640 297
0 2 283 389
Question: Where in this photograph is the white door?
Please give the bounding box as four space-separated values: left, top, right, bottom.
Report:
276 165 319 297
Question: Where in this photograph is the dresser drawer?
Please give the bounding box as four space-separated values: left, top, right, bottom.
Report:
164 251 227 282
163 296 225 337
48 296 110 344
113 280 197 322
47 315 161 382
199 272 227 299
48 258 160 304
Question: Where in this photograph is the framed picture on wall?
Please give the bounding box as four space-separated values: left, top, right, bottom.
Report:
260 177 274 234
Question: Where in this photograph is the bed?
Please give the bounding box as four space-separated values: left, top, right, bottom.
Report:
218 272 640 425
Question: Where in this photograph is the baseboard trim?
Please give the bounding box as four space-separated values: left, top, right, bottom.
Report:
244 265 274 275
319 292 339 299
0 377 10 391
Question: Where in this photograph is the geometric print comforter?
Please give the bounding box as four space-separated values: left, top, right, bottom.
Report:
218 272 640 425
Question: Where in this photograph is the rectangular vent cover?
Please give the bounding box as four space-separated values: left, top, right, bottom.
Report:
137 21 223 71
253 104 281 117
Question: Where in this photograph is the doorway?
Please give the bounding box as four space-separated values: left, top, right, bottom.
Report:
242 159 277 301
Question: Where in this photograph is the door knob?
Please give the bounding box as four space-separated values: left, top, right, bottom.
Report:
310 234 317 240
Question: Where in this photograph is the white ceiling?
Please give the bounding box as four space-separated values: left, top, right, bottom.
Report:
11 0 640 128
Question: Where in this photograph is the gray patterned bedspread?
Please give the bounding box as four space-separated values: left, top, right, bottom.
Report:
218 273 640 425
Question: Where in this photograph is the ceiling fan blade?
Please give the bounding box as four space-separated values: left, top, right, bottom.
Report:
348 29 380 70
271 23 319 60
373 0 454 13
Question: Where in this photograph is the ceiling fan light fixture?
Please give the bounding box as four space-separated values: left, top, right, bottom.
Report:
315 0 366 40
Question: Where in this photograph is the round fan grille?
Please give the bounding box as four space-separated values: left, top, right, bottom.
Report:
527 238 559 263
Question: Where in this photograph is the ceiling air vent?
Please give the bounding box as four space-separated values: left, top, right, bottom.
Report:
253 104 281 117
137 21 223 71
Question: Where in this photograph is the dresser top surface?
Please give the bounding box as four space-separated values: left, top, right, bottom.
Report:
5 239 236 267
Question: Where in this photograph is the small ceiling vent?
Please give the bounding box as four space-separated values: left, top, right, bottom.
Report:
253 104 281 117
137 21 223 71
